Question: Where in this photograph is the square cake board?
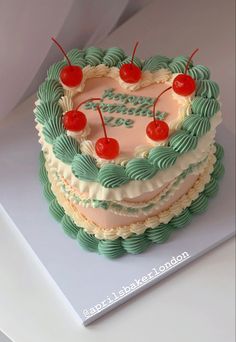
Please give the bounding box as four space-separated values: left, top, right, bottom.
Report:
0 93 235 325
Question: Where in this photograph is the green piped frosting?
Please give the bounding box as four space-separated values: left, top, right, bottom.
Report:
168 56 193 73
146 223 172 243
121 235 151 254
215 143 224 160
43 182 55 202
39 144 224 258
142 55 170 72
196 80 220 99
77 229 98 252
98 164 128 188
182 115 211 137
187 65 210 80
47 60 67 80
85 47 104 66
171 208 192 228
61 215 80 239
35 101 62 125
126 158 156 180
169 130 198 153
66 49 87 67
49 199 65 221
43 115 65 144
98 239 125 258
103 47 126 67
72 154 99 181
189 193 208 214
37 80 63 103
191 97 220 118
148 146 178 169
53 134 80 164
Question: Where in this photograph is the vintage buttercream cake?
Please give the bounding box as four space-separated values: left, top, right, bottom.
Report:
34 39 224 258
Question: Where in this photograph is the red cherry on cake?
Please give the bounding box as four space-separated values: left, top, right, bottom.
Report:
146 86 172 141
60 65 83 88
63 110 87 131
173 48 199 96
51 37 83 88
119 42 142 84
63 98 101 132
146 120 169 141
95 105 120 160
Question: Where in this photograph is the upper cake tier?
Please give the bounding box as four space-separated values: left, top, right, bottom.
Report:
34 47 221 200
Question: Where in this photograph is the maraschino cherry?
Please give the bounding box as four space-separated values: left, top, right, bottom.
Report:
51 37 83 88
172 48 199 96
95 105 120 160
119 42 142 83
146 87 172 141
63 98 101 132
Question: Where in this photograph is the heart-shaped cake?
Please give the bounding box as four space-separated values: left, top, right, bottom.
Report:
34 43 224 258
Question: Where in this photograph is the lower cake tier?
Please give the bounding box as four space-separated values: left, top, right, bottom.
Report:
39 143 224 258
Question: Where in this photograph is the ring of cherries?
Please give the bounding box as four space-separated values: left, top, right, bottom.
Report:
52 37 199 160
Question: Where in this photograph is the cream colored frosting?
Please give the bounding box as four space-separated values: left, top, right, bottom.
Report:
45 150 216 240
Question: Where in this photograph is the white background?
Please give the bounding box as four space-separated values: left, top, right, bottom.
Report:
0 0 235 341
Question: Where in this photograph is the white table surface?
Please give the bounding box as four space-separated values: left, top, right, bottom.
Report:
0 0 235 341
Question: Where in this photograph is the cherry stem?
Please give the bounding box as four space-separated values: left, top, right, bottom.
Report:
51 37 71 67
130 41 139 68
96 105 108 142
76 97 102 111
185 48 199 74
152 86 172 124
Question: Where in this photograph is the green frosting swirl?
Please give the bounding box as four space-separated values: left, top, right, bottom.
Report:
98 239 125 258
61 215 80 239
211 159 225 179
148 146 178 168
146 223 173 243
43 182 55 202
98 164 128 188
85 47 104 66
72 154 99 181
204 178 219 198
35 101 62 124
39 164 48 184
37 80 64 103
49 199 65 222
43 115 65 144
77 229 98 252
191 96 220 118
126 158 156 180
47 60 67 80
189 193 208 214
118 56 142 69
169 130 198 153
121 234 151 254
215 143 224 160
53 134 80 164
103 47 126 67
66 49 87 67
171 208 192 228
196 80 220 99
182 115 211 137
168 56 193 73
142 55 170 72
187 65 210 80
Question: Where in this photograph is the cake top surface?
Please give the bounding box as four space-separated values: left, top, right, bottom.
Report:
34 45 221 199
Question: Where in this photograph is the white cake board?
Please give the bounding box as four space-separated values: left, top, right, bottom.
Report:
0 93 234 325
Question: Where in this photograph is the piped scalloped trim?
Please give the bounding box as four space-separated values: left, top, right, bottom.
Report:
39 143 224 258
